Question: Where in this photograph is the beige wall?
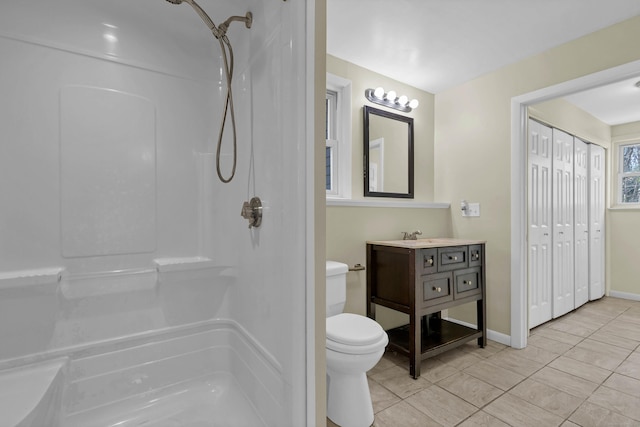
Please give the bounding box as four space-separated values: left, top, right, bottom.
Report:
609 121 640 296
529 98 611 148
327 207 452 328
435 15 640 334
325 55 453 330
327 55 435 202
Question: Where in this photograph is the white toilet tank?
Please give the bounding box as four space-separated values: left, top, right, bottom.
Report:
326 261 348 317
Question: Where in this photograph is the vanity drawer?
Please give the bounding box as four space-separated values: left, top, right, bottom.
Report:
454 267 482 297
469 244 483 267
422 272 453 307
438 246 468 271
420 248 437 275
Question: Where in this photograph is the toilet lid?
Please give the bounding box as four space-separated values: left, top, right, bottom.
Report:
326 313 385 346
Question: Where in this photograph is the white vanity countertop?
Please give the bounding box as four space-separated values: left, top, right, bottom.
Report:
366 238 486 249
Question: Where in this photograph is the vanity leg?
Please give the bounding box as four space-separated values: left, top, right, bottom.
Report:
409 312 420 379
477 298 486 348
421 315 428 335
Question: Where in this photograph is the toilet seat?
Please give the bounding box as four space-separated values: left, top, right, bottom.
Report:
326 313 387 355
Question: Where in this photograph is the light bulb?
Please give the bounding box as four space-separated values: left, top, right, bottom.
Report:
386 90 397 102
398 95 408 106
374 87 384 99
409 99 419 109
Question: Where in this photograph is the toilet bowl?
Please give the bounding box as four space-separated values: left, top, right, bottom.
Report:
326 261 388 427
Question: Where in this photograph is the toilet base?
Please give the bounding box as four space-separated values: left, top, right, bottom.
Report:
326 370 374 427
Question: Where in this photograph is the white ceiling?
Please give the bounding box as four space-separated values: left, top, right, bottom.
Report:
563 76 640 126
327 0 640 125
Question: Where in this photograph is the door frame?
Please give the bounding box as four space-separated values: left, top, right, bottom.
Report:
510 59 640 349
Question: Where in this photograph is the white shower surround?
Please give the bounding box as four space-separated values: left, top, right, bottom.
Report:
0 0 312 425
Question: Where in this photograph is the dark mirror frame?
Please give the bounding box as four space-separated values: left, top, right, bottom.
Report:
363 106 414 198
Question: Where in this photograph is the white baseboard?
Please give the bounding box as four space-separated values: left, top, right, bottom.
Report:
442 317 511 347
609 290 640 302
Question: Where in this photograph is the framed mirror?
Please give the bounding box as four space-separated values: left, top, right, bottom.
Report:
363 106 414 198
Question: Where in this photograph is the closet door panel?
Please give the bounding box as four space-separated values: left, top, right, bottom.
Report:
552 129 575 318
589 144 605 300
574 139 589 309
528 120 553 328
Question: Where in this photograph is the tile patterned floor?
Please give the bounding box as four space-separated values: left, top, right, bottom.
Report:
327 297 640 427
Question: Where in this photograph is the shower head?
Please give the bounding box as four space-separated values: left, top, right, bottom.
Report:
165 0 182 4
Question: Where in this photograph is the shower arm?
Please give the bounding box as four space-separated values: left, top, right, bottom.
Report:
166 0 252 35
215 13 253 38
172 0 251 38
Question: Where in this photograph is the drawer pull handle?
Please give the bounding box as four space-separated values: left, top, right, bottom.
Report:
464 280 473 285
449 256 458 261
427 258 434 265
433 286 442 292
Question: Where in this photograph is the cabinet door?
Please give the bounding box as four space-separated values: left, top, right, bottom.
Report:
528 120 553 328
574 138 589 309
422 272 453 308
552 128 575 318
589 144 605 301
453 267 482 298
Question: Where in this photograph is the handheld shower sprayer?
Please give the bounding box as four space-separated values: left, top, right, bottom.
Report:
165 0 253 183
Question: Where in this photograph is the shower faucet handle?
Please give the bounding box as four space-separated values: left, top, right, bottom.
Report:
241 197 263 228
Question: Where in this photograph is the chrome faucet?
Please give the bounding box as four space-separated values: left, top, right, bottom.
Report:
401 230 422 240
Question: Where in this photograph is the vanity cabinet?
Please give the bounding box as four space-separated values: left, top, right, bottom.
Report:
366 239 486 379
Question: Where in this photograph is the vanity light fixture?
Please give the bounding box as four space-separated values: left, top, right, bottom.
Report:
365 87 419 113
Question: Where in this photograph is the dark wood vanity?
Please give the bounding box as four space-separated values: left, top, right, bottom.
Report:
366 238 486 379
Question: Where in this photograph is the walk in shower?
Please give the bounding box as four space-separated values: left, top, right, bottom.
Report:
0 0 313 425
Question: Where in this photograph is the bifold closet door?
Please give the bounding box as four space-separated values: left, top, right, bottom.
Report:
589 144 605 300
552 128 575 319
574 139 589 309
528 120 553 328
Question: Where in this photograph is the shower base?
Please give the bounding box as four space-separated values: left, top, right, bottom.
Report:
67 372 265 427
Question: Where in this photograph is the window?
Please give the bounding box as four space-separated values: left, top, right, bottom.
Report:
325 73 352 199
326 89 338 194
619 142 640 204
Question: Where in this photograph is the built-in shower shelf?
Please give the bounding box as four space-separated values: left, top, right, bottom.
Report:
154 257 215 273
0 267 64 289
60 268 158 299
154 257 236 279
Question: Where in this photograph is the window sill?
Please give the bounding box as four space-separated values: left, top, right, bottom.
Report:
326 198 450 209
608 204 640 211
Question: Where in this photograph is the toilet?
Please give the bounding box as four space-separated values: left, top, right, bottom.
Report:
326 261 388 427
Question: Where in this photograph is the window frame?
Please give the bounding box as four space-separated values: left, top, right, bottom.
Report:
325 73 352 200
617 141 640 205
